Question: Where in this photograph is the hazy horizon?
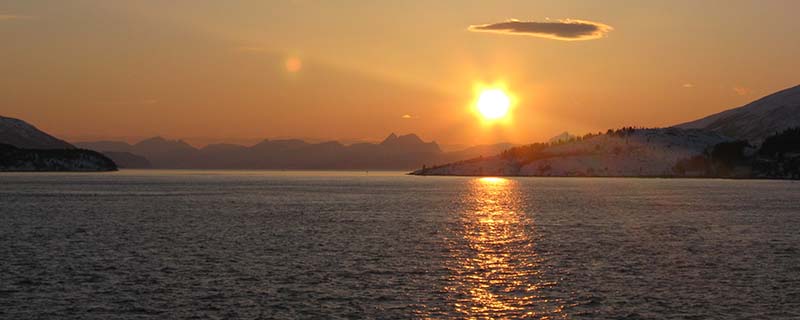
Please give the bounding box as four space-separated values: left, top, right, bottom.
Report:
63 132 498 150
3 1 799 146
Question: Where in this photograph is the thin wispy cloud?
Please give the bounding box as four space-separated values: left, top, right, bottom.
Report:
109 99 159 106
234 46 270 53
733 86 752 96
0 13 35 21
468 18 613 41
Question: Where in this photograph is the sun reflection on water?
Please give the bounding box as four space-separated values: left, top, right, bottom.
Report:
443 177 565 319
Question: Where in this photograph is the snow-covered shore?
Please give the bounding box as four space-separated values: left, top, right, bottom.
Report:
412 128 731 177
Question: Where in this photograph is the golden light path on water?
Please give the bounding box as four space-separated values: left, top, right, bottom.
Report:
444 177 565 319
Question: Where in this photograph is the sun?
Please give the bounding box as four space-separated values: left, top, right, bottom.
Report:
476 89 511 120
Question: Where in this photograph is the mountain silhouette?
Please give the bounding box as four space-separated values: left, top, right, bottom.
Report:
380 133 441 153
76 134 509 170
102 151 152 169
131 137 199 167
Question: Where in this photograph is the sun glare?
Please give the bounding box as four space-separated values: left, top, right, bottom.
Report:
476 88 511 121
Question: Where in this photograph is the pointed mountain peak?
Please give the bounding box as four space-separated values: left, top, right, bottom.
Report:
396 133 424 144
379 132 441 153
382 133 398 143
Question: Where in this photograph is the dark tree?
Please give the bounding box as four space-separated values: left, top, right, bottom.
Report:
759 127 800 157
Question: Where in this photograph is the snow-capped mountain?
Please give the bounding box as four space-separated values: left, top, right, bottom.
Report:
0 116 74 149
676 85 800 142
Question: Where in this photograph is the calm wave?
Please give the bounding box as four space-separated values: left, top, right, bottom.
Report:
1 171 799 319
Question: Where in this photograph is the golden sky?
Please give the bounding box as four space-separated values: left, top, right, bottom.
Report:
1 0 799 146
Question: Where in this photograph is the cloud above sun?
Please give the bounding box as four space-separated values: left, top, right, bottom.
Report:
468 18 613 41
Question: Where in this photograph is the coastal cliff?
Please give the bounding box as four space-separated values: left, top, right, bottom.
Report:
0 144 117 172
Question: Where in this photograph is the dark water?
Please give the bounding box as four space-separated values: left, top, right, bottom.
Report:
1 171 799 319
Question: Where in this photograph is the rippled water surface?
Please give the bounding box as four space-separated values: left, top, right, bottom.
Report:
1 170 799 319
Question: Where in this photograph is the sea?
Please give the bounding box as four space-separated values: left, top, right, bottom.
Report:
1 170 799 319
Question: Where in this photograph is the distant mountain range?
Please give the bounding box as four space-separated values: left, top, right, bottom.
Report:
0 114 513 171
75 134 514 170
414 84 800 179
0 117 116 171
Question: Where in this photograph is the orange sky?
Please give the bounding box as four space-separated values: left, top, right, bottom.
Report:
1 0 799 147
